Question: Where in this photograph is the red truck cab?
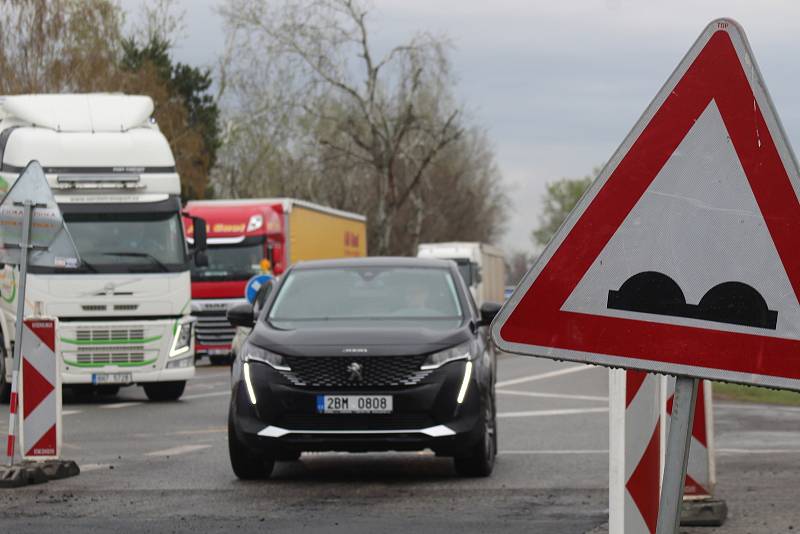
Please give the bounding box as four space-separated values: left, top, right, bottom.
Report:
184 203 285 361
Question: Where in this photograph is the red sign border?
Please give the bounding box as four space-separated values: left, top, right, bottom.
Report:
493 20 800 391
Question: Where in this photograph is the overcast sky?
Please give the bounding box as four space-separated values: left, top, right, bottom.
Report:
130 0 800 254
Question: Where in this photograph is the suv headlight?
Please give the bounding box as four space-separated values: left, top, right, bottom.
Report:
243 342 291 371
169 321 193 357
421 341 472 370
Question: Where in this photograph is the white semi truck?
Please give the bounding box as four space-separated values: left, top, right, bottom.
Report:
417 242 506 307
0 94 207 402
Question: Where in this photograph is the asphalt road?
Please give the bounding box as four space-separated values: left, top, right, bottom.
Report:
0 355 798 533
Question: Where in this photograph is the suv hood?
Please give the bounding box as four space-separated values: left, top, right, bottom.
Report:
249 321 471 357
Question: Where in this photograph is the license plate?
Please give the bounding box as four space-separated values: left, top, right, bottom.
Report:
316 395 393 414
91 372 132 385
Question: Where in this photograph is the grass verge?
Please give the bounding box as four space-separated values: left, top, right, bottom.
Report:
713 381 800 406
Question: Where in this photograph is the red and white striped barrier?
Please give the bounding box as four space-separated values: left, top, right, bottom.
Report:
609 369 662 534
610 371 721 533
5 369 19 464
18 318 60 460
664 378 715 498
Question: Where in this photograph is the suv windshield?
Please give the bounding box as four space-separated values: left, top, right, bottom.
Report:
191 237 264 281
268 266 463 324
55 211 187 273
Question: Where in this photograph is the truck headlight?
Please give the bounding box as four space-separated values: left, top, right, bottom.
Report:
421 341 472 370
243 343 290 371
170 322 193 357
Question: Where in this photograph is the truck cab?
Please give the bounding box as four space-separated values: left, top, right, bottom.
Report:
0 94 202 402
417 242 507 308
184 198 367 363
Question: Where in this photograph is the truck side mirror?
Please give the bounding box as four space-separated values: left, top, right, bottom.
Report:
194 249 208 267
193 217 208 250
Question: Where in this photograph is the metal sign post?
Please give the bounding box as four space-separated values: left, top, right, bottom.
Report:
4 200 34 466
0 162 80 479
655 376 699 534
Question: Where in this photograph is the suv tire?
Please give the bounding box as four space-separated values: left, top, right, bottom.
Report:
228 412 274 479
454 392 497 478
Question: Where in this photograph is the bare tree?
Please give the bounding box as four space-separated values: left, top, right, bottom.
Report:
218 0 467 254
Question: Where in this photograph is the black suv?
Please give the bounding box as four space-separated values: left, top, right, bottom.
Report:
226 257 501 478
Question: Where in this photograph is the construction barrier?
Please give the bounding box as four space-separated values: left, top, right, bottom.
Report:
609 371 725 533
18 318 60 459
609 369 662 534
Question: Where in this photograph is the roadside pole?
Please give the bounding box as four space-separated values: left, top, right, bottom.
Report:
655 377 699 534
0 161 81 487
5 200 33 466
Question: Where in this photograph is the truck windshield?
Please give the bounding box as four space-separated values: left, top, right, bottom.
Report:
191 237 265 281
56 211 187 273
268 266 464 326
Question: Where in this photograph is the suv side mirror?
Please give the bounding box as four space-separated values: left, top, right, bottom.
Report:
227 302 255 328
479 302 502 326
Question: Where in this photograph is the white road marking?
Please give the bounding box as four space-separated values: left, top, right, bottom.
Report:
62 410 83 416
496 365 594 388
190 373 232 382
100 402 143 409
173 427 226 436
498 407 609 418
499 449 608 455
145 444 212 457
182 391 230 400
80 463 112 471
497 448 800 456
497 389 608 402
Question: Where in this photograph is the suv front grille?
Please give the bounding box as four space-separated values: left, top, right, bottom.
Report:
280 355 432 388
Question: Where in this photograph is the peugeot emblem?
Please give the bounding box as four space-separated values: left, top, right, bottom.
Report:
346 362 363 383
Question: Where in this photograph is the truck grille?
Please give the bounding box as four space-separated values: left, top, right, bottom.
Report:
75 346 147 365
194 311 236 347
280 355 432 388
76 327 145 342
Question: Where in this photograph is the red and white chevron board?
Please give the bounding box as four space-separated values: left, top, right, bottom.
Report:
609 369 662 534
18 318 61 459
664 378 716 498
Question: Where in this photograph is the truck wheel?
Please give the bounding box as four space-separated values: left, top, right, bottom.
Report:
143 381 186 401
228 412 274 479
453 393 497 478
0 348 9 404
96 385 120 398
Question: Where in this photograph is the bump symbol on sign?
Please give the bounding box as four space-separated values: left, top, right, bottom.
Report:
607 271 778 330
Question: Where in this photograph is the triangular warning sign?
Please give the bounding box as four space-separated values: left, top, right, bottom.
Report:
492 19 800 391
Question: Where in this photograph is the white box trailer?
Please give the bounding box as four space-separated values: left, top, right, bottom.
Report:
0 94 202 402
417 242 506 307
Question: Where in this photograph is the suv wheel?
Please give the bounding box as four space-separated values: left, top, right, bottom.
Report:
228 411 274 479
454 392 497 477
143 381 186 401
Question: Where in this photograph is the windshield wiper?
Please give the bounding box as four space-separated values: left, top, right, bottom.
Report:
81 259 98 273
100 252 170 272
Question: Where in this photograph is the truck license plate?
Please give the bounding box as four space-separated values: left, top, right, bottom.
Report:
92 372 132 385
316 395 393 414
